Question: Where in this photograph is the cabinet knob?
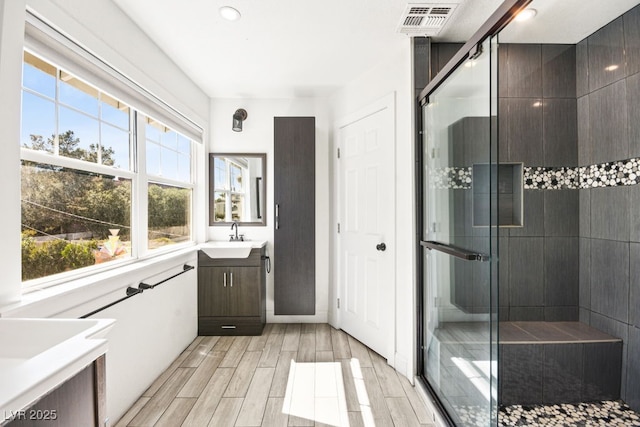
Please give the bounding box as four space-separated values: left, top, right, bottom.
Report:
376 243 386 251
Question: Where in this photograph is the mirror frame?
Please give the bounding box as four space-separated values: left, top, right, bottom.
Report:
209 153 267 226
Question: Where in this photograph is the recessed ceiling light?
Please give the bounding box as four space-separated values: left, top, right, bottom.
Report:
219 6 241 21
515 8 537 22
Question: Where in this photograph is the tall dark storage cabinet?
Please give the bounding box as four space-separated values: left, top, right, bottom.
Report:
274 117 316 315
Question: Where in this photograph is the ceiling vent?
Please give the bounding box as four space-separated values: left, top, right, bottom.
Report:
397 3 459 36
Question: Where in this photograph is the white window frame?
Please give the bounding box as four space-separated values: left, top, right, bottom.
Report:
20 17 202 290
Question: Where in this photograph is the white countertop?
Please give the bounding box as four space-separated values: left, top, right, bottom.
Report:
0 318 115 419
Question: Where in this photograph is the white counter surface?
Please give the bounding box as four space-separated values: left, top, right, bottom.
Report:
0 318 114 420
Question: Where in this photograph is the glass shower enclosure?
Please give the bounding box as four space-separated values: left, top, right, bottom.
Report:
418 35 501 426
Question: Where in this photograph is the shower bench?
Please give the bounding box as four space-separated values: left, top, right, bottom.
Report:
499 321 622 406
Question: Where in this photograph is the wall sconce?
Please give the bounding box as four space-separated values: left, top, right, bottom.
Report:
232 109 248 132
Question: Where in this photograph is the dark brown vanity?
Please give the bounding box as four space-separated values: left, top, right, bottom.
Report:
197 247 266 336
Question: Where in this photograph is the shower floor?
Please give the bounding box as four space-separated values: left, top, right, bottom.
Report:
499 400 640 426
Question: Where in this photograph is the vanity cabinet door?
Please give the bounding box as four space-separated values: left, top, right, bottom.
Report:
198 266 229 316
228 267 261 316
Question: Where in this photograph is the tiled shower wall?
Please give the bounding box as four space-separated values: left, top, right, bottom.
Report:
576 5 640 410
498 42 580 322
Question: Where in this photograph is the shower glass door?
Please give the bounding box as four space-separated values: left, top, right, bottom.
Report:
420 36 499 426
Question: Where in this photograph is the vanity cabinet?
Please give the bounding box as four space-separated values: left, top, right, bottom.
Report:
198 248 266 335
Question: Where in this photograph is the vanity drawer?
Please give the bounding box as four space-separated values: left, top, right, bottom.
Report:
198 316 264 336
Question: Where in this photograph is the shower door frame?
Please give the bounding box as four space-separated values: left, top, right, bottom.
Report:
415 0 532 425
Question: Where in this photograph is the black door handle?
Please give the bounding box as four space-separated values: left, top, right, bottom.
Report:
376 243 386 251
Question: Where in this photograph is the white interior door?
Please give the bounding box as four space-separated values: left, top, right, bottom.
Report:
338 95 395 361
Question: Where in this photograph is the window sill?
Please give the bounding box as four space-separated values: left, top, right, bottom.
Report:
0 244 199 318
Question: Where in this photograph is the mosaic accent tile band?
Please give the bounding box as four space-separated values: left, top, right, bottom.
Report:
430 158 640 190
430 166 472 189
499 400 640 427
525 158 640 189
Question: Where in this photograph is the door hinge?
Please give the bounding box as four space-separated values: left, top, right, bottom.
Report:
337 298 340 309
337 223 341 233
337 148 341 158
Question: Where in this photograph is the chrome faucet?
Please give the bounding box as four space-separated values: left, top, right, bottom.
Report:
230 222 243 241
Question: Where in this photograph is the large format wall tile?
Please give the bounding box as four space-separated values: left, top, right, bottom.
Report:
626 326 640 410
544 237 579 307
628 73 640 158
504 98 543 166
589 313 629 399
590 186 629 241
579 238 591 310
500 344 543 405
506 44 543 98
576 39 589 98
543 344 583 404
589 80 629 164
630 244 640 329
590 239 630 323
624 6 640 77
542 44 576 98
509 190 544 237
579 189 590 237
544 306 579 321
509 237 544 307
582 342 623 401
630 185 640 243
588 16 626 92
543 98 578 167
544 190 579 236
510 306 544 321
577 95 591 166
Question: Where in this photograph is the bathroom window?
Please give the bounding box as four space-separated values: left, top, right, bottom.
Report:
20 30 199 286
145 117 194 250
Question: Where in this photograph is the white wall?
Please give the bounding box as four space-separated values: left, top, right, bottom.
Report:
328 38 416 377
0 0 209 423
208 97 331 323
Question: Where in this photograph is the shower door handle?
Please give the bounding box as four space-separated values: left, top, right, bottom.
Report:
420 240 488 262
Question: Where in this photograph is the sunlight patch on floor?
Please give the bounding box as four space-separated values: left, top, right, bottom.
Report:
282 358 369 426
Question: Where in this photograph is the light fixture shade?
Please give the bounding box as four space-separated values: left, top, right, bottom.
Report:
515 8 537 21
219 6 241 21
232 108 248 132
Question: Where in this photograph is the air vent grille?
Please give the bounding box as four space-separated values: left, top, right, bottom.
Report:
409 7 431 14
404 16 424 26
397 3 459 36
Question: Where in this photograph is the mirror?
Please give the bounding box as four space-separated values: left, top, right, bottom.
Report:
209 153 266 226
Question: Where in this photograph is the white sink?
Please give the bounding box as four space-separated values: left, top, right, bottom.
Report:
199 240 266 258
0 318 113 360
0 317 115 415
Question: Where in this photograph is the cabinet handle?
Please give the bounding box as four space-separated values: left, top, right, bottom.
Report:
223 272 227 287
275 204 280 230
230 272 234 287
221 325 236 329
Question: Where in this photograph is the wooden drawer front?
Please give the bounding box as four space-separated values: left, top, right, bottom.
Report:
198 317 264 336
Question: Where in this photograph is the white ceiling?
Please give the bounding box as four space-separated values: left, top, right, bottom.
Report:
112 0 640 99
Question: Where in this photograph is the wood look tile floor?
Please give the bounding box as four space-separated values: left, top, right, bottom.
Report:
116 324 436 427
